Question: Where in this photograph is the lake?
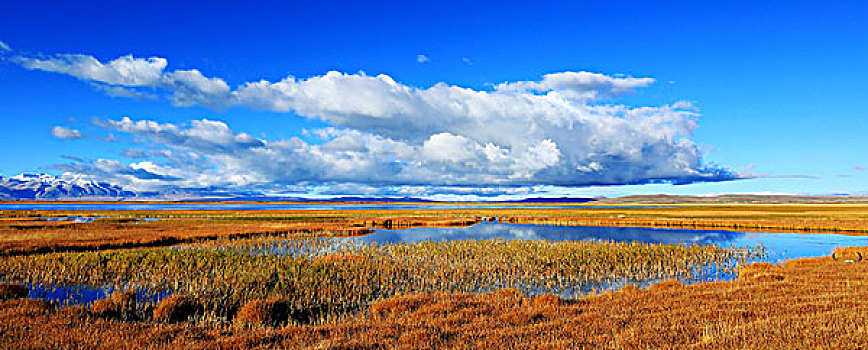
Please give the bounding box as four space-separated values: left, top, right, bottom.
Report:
358 221 868 261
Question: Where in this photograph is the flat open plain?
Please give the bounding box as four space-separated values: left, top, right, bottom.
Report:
1 202 866 349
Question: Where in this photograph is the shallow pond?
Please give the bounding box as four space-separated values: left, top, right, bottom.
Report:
357 222 868 262
35 216 160 223
27 283 171 307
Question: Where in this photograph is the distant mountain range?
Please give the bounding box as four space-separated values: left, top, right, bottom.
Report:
0 174 136 200
0 174 602 203
502 197 597 203
7 173 863 204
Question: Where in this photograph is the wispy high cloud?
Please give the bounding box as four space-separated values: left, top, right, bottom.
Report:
494 71 655 101
0 40 11 52
16 51 737 196
417 54 429 63
17 54 231 108
20 54 168 86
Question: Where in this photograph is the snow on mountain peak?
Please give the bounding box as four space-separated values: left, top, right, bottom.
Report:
0 173 136 200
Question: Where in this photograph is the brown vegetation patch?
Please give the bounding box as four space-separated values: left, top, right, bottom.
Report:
0 217 373 255
0 283 28 300
152 295 201 323
234 298 291 327
92 290 138 320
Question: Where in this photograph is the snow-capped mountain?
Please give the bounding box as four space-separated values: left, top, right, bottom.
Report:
0 173 136 200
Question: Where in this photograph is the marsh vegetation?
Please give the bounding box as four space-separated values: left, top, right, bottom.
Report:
0 204 866 349
0 238 758 325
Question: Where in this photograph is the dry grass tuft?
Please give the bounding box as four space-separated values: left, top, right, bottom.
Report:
738 262 784 282
152 295 200 323
531 294 563 307
234 298 290 327
648 279 683 291
369 293 431 319
92 290 137 320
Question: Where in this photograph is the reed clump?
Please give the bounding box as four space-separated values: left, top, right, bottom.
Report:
91 290 138 320
152 295 200 323
235 298 291 327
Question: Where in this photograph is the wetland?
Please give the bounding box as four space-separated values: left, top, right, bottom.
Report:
1 202 867 349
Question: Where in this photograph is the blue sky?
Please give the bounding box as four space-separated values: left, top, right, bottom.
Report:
1 0 866 199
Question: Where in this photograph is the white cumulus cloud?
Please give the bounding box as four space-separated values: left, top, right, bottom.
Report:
17 51 736 195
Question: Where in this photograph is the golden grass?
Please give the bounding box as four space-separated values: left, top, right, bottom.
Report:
0 218 368 255
0 253 865 349
152 295 201 323
234 298 292 327
0 214 484 255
